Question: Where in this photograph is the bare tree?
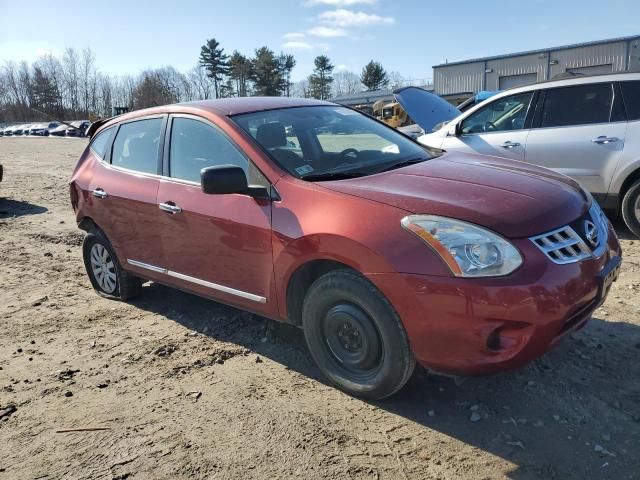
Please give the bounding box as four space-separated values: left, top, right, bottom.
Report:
62 48 80 112
96 73 113 117
388 71 405 90
187 64 214 100
332 70 361 97
79 47 96 116
291 78 310 98
18 61 33 110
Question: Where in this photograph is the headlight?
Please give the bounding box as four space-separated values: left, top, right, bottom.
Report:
401 215 522 277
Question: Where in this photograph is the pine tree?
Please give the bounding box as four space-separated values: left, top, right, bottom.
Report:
308 55 334 100
31 66 60 114
251 47 283 96
360 60 388 91
199 38 229 98
228 51 252 97
278 54 296 97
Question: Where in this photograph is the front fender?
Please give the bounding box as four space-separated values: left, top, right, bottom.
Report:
272 232 395 319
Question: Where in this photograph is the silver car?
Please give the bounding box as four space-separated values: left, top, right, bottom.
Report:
396 73 640 237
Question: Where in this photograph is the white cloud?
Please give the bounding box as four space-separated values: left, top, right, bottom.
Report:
282 41 313 50
318 9 395 27
305 0 376 6
283 32 306 39
282 41 332 52
36 48 58 58
307 26 348 37
335 64 349 71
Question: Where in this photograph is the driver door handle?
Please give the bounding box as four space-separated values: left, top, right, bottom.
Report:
591 136 619 145
159 202 182 214
92 188 108 199
500 141 521 149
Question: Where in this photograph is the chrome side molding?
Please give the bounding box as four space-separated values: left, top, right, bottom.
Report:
126 259 266 303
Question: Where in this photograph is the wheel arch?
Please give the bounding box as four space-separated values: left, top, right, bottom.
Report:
276 233 396 326
78 216 99 233
620 166 640 205
285 259 356 326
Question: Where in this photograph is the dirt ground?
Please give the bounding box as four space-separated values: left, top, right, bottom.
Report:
0 137 639 480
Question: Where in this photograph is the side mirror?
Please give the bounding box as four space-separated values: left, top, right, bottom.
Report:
200 165 271 200
447 123 458 137
201 165 248 195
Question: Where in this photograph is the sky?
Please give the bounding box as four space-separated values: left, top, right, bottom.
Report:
0 0 638 82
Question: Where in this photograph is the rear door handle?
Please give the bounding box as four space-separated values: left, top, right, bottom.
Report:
92 188 108 199
592 136 619 144
500 141 521 149
159 202 182 214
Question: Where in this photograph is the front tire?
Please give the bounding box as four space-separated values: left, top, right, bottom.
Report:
82 229 142 300
302 269 415 399
621 180 640 238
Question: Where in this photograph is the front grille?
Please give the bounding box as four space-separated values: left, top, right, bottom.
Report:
530 225 592 264
530 202 609 265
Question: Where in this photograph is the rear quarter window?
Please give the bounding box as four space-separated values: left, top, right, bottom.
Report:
620 80 640 121
89 127 115 160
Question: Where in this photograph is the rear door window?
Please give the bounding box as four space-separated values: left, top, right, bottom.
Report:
540 83 613 127
620 80 640 121
111 118 163 174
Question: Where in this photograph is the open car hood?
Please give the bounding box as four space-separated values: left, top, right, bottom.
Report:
393 87 460 133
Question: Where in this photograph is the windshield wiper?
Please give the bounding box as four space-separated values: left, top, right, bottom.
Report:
377 157 429 173
300 171 369 181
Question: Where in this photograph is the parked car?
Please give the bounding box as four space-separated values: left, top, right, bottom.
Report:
70 97 621 399
11 125 26 135
49 124 70 137
66 120 90 137
396 72 640 237
31 122 60 136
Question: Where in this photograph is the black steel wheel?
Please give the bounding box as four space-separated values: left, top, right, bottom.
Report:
302 269 415 399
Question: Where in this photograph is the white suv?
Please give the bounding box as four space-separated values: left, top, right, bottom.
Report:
395 73 640 237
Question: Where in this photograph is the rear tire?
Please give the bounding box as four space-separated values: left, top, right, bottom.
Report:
621 180 640 238
82 229 142 300
302 269 415 399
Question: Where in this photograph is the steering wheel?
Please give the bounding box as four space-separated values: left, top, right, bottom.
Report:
339 148 360 161
484 121 497 132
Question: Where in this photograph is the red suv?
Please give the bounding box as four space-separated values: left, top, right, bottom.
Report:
70 97 621 399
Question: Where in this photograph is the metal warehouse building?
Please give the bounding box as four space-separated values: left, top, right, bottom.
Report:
433 35 640 104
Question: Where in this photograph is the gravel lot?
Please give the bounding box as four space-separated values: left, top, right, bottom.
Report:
1 137 639 480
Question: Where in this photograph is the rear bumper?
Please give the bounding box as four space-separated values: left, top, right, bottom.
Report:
367 225 622 376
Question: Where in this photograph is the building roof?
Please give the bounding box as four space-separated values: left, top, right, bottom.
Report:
433 34 640 68
331 89 394 105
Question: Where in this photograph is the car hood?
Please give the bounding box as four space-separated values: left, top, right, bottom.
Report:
393 86 460 133
318 152 588 238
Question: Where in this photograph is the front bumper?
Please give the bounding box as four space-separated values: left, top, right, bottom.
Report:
367 223 622 376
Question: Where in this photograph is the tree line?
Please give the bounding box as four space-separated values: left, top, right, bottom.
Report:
0 38 406 123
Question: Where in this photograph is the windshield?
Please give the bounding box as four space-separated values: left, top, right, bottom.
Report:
232 106 433 180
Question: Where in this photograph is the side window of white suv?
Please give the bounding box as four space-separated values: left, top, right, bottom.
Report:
460 92 534 134
620 81 640 121
540 83 613 127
